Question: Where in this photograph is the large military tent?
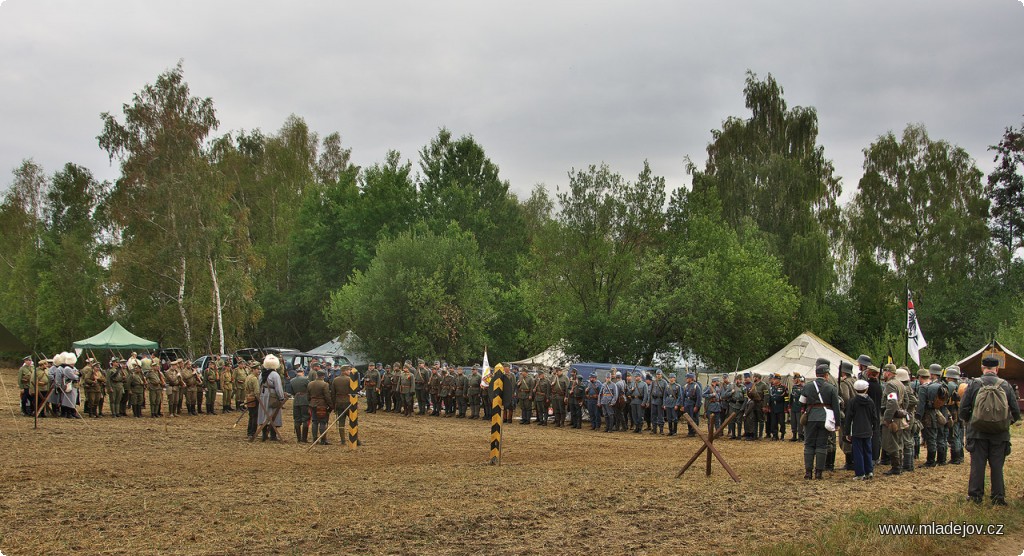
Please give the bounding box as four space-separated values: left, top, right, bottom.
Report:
955 340 1024 404
72 321 157 350
734 332 855 380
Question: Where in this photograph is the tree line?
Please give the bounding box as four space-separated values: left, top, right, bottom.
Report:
1 64 1022 370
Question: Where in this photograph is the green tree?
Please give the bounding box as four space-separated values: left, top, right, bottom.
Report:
689 71 841 334
326 224 492 362
987 118 1024 277
0 160 48 350
847 123 994 360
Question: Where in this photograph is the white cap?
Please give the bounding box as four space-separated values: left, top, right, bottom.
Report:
854 379 869 392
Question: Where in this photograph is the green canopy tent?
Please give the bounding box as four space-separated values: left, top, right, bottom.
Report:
73 321 157 351
0 322 30 353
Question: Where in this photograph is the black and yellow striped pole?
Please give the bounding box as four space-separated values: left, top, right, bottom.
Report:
489 365 504 465
348 374 359 449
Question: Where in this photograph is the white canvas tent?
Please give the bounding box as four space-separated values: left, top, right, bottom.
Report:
510 343 570 367
733 332 855 380
307 331 368 367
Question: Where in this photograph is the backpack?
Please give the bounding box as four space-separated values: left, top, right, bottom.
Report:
931 382 948 409
970 378 1010 434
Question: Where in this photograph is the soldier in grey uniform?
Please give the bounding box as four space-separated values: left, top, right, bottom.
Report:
727 375 746 439
909 367 927 459
959 355 1021 505
664 373 682 436
917 363 947 467
800 363 841 479
704 376 724 432
568 370 586 429
629 371 647 433
944 365 965 465
646 370 668 435
789 374 804 441
681 372 703 437
585 374 601 429
897 367 917 472
416 361 430 415
290 367 310 442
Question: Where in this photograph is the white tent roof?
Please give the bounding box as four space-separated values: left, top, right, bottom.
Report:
510 343 570 367
307 331 368 366
733 331 855 380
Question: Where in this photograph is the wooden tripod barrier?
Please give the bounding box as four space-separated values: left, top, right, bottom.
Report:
676 412 740 483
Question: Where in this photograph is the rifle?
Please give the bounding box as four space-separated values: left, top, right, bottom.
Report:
307 401 353 450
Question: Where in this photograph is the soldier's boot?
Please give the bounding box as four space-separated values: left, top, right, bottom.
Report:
924 451 937 467
937 449 947 466
814 469 824 480
804 469 813 480
98 400 104 417
883 457 902 476
294 423 303 442
301 422 309 443
903 452 914 472
825 451 835 472
659 424 665 435
914 443 920 459
952 449 964 465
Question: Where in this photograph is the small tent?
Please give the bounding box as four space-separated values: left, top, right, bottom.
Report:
735 331 855 380
0 322 30 353
511 343 570 367
955 341 1024 381
73 321 157 350
307 331 368 367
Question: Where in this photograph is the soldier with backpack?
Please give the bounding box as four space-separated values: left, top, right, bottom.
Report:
959 355 1020 505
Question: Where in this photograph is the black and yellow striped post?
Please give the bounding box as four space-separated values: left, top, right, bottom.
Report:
489 367 504 465
348 375 359 449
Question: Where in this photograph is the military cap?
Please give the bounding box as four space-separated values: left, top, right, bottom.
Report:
685 372 695 379
882 363 897 373
655 369 663 375
645 374 653 381
23 355 32 361
472 364 480 370
928 363 943 376
839 361 853 376
815 358 831 369
854 379 869 391
588 374 596 379
865 365 880 376
815 364 829 376
743 372 751 378
896 368 912 382
711 376 720 382
944 366 961 379
433 360 441 367
857 354 872 366
794 374 805 381
634 371 643 378
917 368 930 378
375 362 382 367
982 355 1000 368
668 373 677 378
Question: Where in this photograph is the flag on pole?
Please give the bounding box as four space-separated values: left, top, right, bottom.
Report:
907 289 927 366
480 348 492 388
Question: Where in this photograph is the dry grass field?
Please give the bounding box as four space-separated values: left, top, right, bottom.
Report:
0 366 1023 555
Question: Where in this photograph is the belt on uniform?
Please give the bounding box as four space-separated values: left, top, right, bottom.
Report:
807 403 827 408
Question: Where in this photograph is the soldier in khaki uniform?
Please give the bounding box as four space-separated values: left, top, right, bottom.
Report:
164 360 183 417
18 356 34 416
330 366 357 443
143 358 164 418
128 363 146 417
363 363 380 414
428 366 442 415
550 367 569 427
307 370 332 444
837 362 857 470
82 360 107 418
468 366 482 419
183 362 200 415
233 363 248 410
107 358 128 417
243 366 261 441
533 369 551 426
204 359 219 415
455 367 469 418
880 364 908 475
518 370 535 424
400 364 416 416
220 362 235 412
440 368 457 416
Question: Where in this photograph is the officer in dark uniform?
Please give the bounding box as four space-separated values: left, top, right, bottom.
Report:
800 363 842 479
568 370 585 429
960 355 1020 505
767 374 788 440
789 374 805 441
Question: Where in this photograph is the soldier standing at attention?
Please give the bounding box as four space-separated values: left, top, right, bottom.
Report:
183 361 200 415
455 366 469 418
896 367 917 472
598 373 618 433
917 365 941 467
629 371 647 433
363 363 380 414
391 362 405 412
106 357 126 417
518 368 536 424
204 359 219 415
751 373 770 440
680 373 702 436
164 360 182 417
468 366 483 419
290 366 311 442
568 370 585 429
857 355 883 464
428 365 442 416
400 363 416 416
726 376 746 439
944 366 965 465
143 358 165 418
800 363 842 480
789 374 804 441
664 373 683 436
533 369 551 426
440 366 456 416
959 355 1020 505
128 361 146 418
379 364 393 412
306 369 331 444
879 364 908 475
243 365 260 441
766 374 787 440
585 374 601 430
415 361 430 415
82 359 107 418
219 360 235 413
646 370 668 435
233 363 247 411
550 367 569 427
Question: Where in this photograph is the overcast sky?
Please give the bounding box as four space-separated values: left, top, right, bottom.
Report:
1 0 1022 204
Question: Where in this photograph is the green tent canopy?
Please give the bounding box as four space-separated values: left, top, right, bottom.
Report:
73 321 157 350
0 322 30 353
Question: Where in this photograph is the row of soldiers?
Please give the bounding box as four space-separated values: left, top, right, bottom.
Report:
17 353 266 419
